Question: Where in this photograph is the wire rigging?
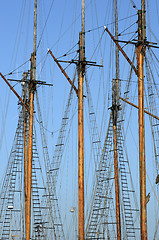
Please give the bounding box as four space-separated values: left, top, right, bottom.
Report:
85 13 137 33
36 0 55 52
4 59 30 77
56 43 78 59
118 21 137 36
89 30 105 61
121 32 138 49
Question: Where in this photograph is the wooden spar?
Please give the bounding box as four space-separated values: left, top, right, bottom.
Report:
48 49 78 96
0 71 29 233
22 73 28 238
78 0 85 239
141 0 146 40
23 108 28 231
105 5 148 239
26 69 35 240
0 72 29 112
113 1 121 239
115 0 119 107
26 55 35 240
78 33 84 240
119 97 159 121
113 123 121 238
137 9 147 240
104 26 138 77
105 8 148 239
26 0 37 239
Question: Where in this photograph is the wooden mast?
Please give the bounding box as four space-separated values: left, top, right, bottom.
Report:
78 0 85 239
137 1 147 239
22 73 28 238
104 2 147 237
26 0 37 239
112 0 121 239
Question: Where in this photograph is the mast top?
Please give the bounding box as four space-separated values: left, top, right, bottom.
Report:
141 0 146 40
81 0 85 62
33 0 37 54
32 0 37 82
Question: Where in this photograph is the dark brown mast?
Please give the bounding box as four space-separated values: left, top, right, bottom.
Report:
137 2 147 239
112 0 121 239
78 0 85 239
26 0 37 239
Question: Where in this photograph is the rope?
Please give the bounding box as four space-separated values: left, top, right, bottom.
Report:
36 0 55 52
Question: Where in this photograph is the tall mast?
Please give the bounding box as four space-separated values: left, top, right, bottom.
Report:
78 0 85 239
22 73 28 239
137 1 147 239
112 0 121 239
26 0 37 239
